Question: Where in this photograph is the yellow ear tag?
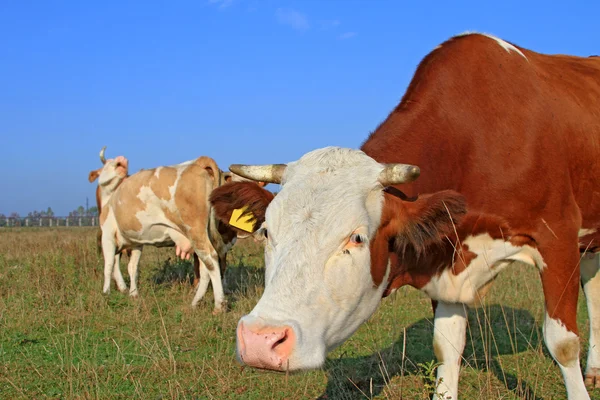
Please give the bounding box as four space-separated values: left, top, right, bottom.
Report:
229 207 256 233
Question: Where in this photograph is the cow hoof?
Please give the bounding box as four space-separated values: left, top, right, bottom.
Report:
585 368 600 388
129 290 138 298
212 308 224 316
117 287 128 294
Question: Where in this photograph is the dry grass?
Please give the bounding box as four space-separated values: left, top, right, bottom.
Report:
0 227 598 399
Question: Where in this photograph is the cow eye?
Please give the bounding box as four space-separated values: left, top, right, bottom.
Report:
350 233 364 244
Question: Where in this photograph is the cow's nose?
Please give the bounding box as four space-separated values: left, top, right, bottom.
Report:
237 321 295 370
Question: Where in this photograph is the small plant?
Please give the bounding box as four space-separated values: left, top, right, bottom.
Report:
417 359 448 399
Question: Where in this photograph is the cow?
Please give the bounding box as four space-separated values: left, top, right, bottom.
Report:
89 149 207 284
89 147 132 258
208 33 600 399
92 148 238 313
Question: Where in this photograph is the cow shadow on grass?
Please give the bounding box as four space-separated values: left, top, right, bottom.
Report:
150 257 196 286
320 305 546 400
148 257 265 308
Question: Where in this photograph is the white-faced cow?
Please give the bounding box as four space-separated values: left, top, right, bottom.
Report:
209 33 600 399
92 147 237 313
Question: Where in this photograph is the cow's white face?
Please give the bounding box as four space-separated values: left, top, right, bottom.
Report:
98 156 128 203
238 147 391 370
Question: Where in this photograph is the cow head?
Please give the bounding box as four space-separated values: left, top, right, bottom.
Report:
88 147 129 204
210 147 466 371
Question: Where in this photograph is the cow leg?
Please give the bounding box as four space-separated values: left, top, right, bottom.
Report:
191 259 210 306
193 254 200 287
127 247 143 297
581 252 600 388
432 301 467 400
192 249 225 313
540 241 589 399
112 253 127 292
101 237 116 294
219 252 228 293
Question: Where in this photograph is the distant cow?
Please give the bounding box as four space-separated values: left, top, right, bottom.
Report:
89 148 203 283
89 147 132 258
210 33 600 399
91 148 237 312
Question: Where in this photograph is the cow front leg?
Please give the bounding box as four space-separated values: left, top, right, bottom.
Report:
432 301 467 400
101 237 116 294
540 241 589 399
580 252 600 388
127 248 142 296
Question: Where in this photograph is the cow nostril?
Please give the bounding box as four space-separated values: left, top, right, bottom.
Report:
272 329 288 350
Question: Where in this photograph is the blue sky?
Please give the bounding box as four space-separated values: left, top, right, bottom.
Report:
1 1 598 215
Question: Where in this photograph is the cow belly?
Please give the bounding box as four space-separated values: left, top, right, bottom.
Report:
123 224 191 252
420 234 545 305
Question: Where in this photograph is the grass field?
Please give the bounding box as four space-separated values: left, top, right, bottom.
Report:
0 227 599 399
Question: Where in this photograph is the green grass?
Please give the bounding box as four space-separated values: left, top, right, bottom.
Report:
0 227 599 399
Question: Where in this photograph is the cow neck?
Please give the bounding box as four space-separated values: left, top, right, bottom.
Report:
206 169 227 254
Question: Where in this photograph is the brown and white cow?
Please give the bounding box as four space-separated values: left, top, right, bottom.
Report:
89 147 133 258
92 148 237 312
209 33 600 399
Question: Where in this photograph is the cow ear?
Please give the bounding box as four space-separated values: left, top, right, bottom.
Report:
210 182 275 233
88 169 100 183
385 190 467 255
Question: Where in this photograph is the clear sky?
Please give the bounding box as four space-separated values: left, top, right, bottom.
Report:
1 1 598 215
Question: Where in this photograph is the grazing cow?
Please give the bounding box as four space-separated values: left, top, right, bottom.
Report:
93 148 237 312
209 33 600 399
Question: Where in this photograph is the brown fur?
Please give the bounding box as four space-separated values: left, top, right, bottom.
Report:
150 167 177 201
359 33 600 333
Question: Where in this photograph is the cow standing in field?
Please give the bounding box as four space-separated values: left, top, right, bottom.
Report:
210 33 600 399
89 148 207 284
89 147 133 259
91 148 236 312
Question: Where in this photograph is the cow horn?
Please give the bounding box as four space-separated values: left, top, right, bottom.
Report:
229 164 287 184
99 146 107 164
378 163 421 186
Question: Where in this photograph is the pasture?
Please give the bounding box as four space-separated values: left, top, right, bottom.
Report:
0 227 598 399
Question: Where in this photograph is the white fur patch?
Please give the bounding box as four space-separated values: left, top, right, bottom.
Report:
240 147 390 370
421 233 544 303
581 255 600 379
456 31 527 60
